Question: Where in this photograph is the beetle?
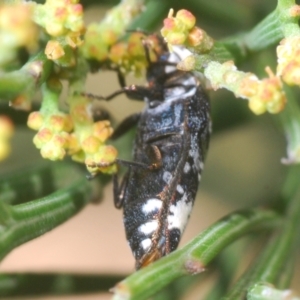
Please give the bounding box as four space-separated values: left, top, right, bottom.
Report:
88 35 211 269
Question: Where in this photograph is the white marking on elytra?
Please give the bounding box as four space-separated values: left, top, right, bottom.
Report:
173 46 193 61
163 171 172 184
140 238 152 251
165 83 197 101
189 135 202 172
184 162 191 173
168 193 193 233
174 104 181 125
165 47 187 73
189 149 200 170
132 250 137 259
142 198 162 214
177 184 184 194
165 65 176 74
163 46 198 101
139 220 158 235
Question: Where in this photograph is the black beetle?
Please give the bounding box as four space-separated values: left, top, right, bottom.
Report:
87 35 210 269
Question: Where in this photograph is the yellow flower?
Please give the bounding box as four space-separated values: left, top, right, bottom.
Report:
33 0 84 37
161 9 196 45
205 61 286 115
0 115 14 161
45 40 65 60
277 36 300 86
85 145 118 176
248 68 286 115
0 2 39 52
161 9 214 52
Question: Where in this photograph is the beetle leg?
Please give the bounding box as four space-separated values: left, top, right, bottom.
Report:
147 145 162 170
141 38 153 65
86 161 116 169
82 89 129 101
82 84 152 102
113 144 161 208
116 145 162 171
116 158 150 169
85 160 117 181
113 171 130 209
116 69 126 88
165 82 197 91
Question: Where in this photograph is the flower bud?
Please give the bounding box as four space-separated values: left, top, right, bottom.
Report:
93 121 113 142
27 112 44 130
34 128 53 147
82 136 101 154
45 40 65 60
176 9 196 30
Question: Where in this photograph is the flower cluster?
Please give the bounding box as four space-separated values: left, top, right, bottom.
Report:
0 2 38 67
0 116 14 161
0 0 148 175
27 79 117 176
27 79 73 160
109 33 163 76
204 61 286 115
69 95 118 176
161 9 214 53
277 36 300 86
82 126 118 176
33 0 85 67
28 105 117 175
160 9 290 116
28 110 73 160
276 34 300 164
247 70 286 115
81 0 144 63
0 0 85 68
34 0 84 37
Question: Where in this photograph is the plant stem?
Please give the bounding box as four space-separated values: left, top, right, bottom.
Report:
0 162 54 205
223 168 300 300
128 0 170 31
186 0 253 29
220 0 299 62
247 282 300 300
277 255 296 290
0 273 125 297
242 10 283 52
278 88 300 165
0 52 53 101
204 239 245 300
0 164 95 261
111 208 279 300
